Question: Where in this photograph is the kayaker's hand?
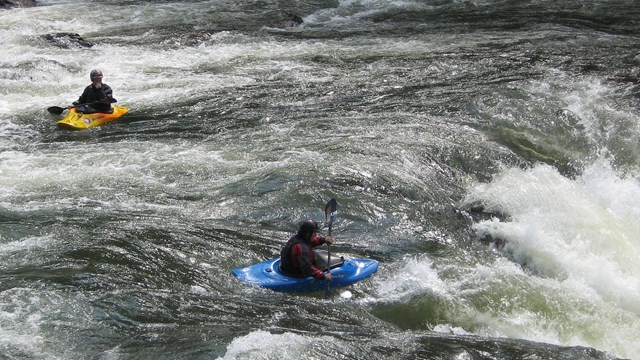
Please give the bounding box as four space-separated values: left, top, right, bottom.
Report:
324 273 333 281
325 236 333 245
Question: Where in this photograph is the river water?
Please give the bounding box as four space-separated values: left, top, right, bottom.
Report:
1 0 639 359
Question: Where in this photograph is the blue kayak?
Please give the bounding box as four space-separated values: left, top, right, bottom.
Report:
231 252 378 293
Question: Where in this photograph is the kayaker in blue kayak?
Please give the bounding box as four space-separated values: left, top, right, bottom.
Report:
68 69 117 114
280 219 334 281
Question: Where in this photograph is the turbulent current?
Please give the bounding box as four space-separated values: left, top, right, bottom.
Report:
1 0 639 359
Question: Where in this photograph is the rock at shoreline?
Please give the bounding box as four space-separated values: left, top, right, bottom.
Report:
0 0 36 8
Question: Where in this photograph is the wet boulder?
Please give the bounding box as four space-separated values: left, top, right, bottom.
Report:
0 0 36 8
272 13 304 28
43 32 94 49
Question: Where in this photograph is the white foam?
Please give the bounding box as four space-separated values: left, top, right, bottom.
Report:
374 255 451 302
218 330 331 360
462 161 640 358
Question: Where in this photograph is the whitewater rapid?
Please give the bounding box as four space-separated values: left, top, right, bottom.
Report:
1 1 639 359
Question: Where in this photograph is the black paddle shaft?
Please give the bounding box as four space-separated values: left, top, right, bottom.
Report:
323 198 337 299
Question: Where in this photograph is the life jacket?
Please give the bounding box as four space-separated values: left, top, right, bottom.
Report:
76 83 115 113
280 234 324 278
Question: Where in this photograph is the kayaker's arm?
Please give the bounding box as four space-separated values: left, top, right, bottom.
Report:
309 234 334 280
95 84 117 104
310 235 333 247
294 244 332 280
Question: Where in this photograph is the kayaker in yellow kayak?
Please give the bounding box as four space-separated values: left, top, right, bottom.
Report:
68 69 117 114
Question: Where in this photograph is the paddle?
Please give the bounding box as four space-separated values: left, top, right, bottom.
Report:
324 198 337 299
47 106 67 115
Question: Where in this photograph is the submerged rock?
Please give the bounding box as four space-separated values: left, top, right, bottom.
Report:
271 13 304 28
0 0 36 8
43 32 94 49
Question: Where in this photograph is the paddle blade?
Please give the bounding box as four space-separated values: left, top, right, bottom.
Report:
324 198 337 223
47 106 66 115
324 198 337 228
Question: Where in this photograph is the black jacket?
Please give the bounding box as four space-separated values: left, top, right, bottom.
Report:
74 83 115 112
280 233 327 278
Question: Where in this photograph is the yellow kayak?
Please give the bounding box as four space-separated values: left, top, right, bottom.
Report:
57 106 129 130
